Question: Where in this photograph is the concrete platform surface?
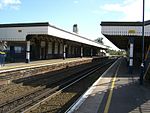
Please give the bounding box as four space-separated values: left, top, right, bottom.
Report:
67 58 150 113
0 57 92 72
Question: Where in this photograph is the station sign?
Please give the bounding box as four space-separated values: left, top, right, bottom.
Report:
128 30 136 34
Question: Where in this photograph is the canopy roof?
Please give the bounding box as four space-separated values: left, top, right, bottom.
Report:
101 20 150 50
0 22 106 49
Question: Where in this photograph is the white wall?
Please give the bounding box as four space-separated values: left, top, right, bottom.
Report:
0 26 48 41
0 24 106 49
48 26 106 49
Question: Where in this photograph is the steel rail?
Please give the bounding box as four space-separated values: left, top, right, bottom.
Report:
0 61 98 112
22 59 115 113
0 59 115 113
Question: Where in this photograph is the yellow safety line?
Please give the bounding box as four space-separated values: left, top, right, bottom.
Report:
103 60 121 113
104 76 116 113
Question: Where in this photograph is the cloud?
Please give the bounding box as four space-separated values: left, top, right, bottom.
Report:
2 0 21 5
73 0 79 4
100 0 150 21
0 3 2 9
101 3 123 12
0 0 21 10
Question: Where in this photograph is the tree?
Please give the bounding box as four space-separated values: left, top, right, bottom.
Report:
106 49 126 56
94 37 104 45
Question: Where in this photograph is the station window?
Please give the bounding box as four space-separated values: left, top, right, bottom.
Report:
54 42 58 54
60 43 63 54
14 46 23 53
68 45 71 54
6 46 10 51
48 42 52 54
72 47 75 54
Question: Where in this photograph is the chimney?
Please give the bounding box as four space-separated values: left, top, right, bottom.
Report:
73 24 78 33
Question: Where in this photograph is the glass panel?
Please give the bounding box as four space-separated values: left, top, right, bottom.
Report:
54 42 58 54
14 46 22 53
48 42 52 54
60 43 63 54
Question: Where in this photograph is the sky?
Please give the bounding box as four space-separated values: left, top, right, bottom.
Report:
0 0 150 50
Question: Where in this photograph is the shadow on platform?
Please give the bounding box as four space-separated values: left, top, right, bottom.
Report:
99 58 150 113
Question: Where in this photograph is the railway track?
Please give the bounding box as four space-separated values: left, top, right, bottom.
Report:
0 58 116 113
23 59 116 113
0 60 100 104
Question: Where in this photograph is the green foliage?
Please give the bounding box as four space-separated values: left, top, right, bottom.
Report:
106 49 125 55
94 37 104 45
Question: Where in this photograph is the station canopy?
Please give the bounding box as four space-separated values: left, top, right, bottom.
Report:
101 20 150 51
0 22 106 49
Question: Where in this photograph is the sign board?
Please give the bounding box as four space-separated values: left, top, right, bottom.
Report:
128 30 136 34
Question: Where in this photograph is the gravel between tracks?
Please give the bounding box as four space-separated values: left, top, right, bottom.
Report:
28 62 112 113
0 58 110 113
0 83 37 103
0 60 104 106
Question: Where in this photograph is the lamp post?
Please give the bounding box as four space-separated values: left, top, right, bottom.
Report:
140 0 145 85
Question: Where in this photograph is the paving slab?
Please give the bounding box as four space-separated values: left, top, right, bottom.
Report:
0 57 92 71
68 58 150 113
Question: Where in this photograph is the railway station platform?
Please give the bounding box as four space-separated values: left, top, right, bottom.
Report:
0 57 92 72
0 57 108 86
67 57 150 113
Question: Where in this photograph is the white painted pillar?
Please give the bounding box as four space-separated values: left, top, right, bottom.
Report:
129 44 134 66
26 41 30 63
63 44 66 59
81 46 83 58
91 48 93 57
129 37 134 74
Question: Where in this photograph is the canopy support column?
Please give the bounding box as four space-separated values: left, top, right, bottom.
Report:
63 44 66 60
129 37 134 74
26 41 30 63
91 48 93 57
81 46 83 58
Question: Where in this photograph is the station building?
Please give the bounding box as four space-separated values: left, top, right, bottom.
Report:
101 20 150 72
0 22 106 63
